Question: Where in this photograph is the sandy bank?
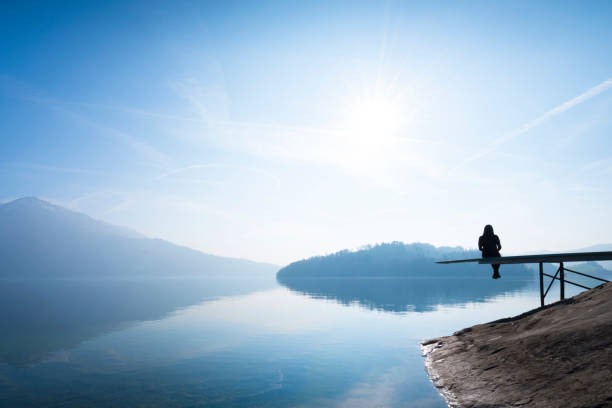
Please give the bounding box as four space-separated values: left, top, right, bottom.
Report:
422 282 612 408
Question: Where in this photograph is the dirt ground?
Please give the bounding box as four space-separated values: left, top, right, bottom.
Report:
421 282 612 408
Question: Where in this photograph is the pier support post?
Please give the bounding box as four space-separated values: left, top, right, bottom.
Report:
560 262 565 300
539 262 544 307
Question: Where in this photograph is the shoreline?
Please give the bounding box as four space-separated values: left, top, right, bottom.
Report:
421 282 612 408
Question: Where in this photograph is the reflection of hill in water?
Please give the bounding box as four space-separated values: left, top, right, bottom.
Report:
0 277 275 366
277 242 535 312
0 198 279 366
277 275 534 313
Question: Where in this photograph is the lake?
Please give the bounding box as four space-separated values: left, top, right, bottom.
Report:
0 272 574 407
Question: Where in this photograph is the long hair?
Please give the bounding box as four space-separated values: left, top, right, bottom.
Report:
483 224 494 237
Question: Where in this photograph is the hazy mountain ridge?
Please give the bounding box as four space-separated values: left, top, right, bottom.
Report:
275 243 612 313
575 244 612 270
277 242 612 279
0 197 278 278
1 197 144 239
276 242 536 312
277 241 530 278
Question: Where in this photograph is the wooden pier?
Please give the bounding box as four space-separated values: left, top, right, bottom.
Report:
436 251 612 307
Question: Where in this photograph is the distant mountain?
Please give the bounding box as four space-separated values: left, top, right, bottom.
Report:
574 244 612 270
520 244 612 279
0 197 278 278
574 244 612 252
542 260 612 288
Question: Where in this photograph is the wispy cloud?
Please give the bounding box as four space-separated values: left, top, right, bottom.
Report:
156 163 281 187
167 77 436 186
65 190 129 210
67 101 205 123
449 78 612 173
171 78 230 123
8 162 108 175
1 75 172 171
578 155 612 175
51 104 173 170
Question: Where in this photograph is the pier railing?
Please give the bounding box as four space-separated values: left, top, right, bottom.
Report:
539 262 609 306
437 251 612 307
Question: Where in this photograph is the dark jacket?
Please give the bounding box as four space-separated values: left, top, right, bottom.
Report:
479 234 501 258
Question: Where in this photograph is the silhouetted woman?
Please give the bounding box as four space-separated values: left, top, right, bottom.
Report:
479 225 502 279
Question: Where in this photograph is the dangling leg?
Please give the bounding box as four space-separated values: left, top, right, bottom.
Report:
492 264 501 279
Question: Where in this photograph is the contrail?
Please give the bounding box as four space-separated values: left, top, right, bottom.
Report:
450 78 612 173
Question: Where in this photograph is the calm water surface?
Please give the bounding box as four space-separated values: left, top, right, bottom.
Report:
0 274 560 407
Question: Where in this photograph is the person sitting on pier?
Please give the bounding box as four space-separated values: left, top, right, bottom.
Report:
479 224 502 279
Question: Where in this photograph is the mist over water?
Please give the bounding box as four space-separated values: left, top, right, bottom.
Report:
0 273 546 407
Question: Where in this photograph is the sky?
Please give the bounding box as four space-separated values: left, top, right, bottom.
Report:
2 1 612 265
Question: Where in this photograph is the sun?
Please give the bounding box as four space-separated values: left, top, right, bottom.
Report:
343 92 405 138
325 89 410 181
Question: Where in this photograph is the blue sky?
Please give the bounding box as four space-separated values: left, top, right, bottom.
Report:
2 1 612 264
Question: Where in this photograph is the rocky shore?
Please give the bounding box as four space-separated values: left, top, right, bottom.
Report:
422 282 612 408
